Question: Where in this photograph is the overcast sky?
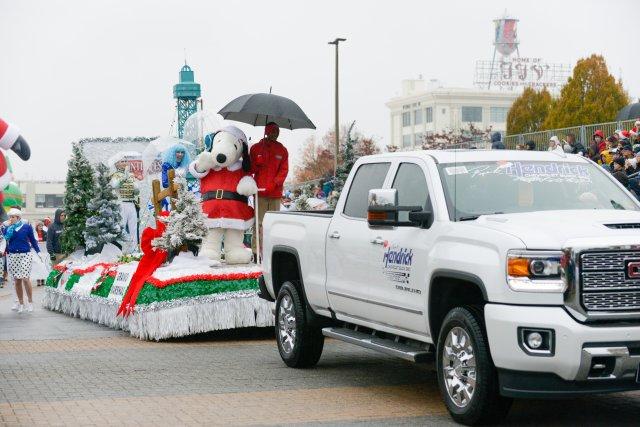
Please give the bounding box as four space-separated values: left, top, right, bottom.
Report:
1 0 638 181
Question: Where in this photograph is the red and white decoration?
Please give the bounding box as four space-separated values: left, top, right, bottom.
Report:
0 118 21 151
189 126 258 265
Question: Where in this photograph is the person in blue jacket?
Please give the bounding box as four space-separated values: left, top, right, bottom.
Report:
4 208 40 313
161 144 191 189
160 144 191 210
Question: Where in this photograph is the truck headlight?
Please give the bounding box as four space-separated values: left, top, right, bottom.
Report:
507 250 566 293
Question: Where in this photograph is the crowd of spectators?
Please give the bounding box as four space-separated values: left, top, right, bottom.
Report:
544 121 640 199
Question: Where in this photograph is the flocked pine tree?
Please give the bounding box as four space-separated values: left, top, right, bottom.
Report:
334 121 357 195
83 163 124 252
152 175 207 262
61 143 95 253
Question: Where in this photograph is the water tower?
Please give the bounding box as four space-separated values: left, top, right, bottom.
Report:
493 17 519 58
173 63 201 138
488 16 519 89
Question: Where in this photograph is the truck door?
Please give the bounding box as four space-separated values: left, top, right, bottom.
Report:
325 162 391 320
367 161 434 337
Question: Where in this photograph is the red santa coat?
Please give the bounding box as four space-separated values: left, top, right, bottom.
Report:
189 161 254 230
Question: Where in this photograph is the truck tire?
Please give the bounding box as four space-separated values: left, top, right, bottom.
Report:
436 306 512 425
275 281 324 368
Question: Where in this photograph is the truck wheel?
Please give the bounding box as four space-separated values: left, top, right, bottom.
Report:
436 306 512 425
275 281 324 368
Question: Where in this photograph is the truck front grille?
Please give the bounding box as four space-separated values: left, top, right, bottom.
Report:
580 251 640 312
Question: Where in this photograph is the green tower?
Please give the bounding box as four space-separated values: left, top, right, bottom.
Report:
173 64 201 138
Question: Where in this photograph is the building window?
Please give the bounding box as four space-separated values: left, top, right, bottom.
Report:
490 107 509 123
402 112 411 127
402 135 412 148
35 194 45 208
441 108 446 115
414 134 422 145
36 194 64 209
414 110 422 125
425 107 433 123
461 106 482 122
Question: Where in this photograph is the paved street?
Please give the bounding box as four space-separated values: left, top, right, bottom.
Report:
0 286 638 426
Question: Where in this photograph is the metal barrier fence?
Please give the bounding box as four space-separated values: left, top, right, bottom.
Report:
504 119 637 150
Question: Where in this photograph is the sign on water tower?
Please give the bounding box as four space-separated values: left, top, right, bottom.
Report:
494 17 519 56
474 16 571 92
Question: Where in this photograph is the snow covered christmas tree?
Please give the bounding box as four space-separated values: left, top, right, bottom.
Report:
334 121 356 195
153 174 207 262
62 143 95 253
84 163 124 253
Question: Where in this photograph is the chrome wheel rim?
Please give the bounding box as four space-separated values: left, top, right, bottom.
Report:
442 326 476 408
278 294 296 355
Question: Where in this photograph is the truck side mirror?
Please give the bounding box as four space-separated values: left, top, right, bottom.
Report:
367 189 423 227
367 189 399 226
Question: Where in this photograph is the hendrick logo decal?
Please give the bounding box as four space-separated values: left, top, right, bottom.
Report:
382 243 413 284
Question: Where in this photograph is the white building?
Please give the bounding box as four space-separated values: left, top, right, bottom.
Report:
386 78 519 150
16 180 66 222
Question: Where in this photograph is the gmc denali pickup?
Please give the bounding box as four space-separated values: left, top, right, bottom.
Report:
259 149 640 425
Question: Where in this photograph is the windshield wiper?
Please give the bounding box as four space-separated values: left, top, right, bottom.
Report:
458 212 504 221
610 200 626 210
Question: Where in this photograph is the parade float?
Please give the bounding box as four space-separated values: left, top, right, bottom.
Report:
42 252 270 340
42 65 317 340
42 128 274 340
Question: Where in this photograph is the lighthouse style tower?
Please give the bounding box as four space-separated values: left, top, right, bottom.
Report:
173 64 201 138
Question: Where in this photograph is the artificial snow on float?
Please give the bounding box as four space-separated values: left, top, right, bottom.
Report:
42 250 274 340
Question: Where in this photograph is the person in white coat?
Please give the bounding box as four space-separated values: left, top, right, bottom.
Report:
548 136 564 154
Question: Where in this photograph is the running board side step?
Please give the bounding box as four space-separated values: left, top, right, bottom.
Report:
322 327 433 363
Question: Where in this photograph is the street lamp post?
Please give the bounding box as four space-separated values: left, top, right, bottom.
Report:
328 37 346 177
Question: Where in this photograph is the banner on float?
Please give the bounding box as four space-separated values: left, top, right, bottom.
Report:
107 263 138 302
57 269 73 291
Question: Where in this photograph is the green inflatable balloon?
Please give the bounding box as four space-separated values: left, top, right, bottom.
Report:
3 182 23 209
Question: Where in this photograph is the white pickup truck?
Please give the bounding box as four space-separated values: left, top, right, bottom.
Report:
259 149 640 425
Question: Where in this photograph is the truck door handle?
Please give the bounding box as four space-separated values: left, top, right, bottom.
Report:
329 231 341 239
370 237 385 245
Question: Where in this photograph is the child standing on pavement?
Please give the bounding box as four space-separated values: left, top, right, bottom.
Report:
4 208 41 313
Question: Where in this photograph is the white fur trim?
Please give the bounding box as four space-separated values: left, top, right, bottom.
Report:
225 161 242 172
210 161 242 172
0 123 19 150
42 286 274 341
205 217 254 230
236 175 258 196
189 160 209 179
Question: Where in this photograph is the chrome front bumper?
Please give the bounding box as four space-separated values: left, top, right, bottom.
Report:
576 345 640 381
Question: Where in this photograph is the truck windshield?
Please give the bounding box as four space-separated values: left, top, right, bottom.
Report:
438 160 640 220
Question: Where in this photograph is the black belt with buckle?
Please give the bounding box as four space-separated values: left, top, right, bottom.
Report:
201 190 248 204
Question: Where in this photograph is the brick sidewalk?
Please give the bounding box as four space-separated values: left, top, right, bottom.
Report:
0 287 639 426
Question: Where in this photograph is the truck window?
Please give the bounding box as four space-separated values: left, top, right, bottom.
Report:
343 163 391 218
392 163 429 222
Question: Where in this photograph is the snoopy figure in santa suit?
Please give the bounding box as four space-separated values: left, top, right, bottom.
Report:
189 126 257 265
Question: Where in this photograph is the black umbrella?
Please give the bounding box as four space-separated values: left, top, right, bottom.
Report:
218 93 316 130
616 102 640 121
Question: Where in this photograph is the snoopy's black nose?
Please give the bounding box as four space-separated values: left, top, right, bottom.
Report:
216 153 227 163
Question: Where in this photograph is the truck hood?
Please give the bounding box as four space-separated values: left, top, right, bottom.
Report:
471 210 640 249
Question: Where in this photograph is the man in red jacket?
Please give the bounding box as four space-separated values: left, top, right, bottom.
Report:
250 122 288 254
